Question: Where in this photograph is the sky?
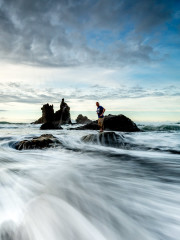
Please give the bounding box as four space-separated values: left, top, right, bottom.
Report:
0 0 180 123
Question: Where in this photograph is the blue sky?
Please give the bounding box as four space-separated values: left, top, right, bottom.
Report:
0 0 179 122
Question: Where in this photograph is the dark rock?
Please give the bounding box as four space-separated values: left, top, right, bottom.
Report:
33 99 71 126
42 103 54 122
73 114 140 132
40 122 63 130
76 114 92 124
33 103 54 124
81 131 124 147
15 134 61 150
54 98 71 124
33 117 43 124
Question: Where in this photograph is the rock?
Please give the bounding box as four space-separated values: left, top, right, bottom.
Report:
33 117 43 124
33 103 54 124
40 122 63 130
14 134 61 150
76 114 92 124
73 114 140 132
33 99 71 126
54 98 71 124
81 132 124 147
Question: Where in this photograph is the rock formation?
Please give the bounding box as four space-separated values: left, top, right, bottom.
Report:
33 104 54 124
54 98 71 125
76 114 92 124
33 99 71 129
72 114 140 132
14 134 61 150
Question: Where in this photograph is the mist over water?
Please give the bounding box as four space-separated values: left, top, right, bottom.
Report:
0 123 180 240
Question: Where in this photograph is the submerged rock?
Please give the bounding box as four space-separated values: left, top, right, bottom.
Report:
81 132 125 147
73 114 140 132
15 134 61 150
76 114 92 124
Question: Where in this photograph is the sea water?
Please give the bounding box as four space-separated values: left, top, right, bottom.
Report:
0 122 180 240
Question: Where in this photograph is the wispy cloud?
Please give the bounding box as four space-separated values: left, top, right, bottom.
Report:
0 82 179 105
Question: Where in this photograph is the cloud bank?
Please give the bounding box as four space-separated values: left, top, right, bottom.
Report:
0 0 177 68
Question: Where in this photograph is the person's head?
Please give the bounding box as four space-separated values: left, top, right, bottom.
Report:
96 102 99 107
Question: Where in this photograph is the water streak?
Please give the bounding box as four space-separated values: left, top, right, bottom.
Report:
0 123 180 240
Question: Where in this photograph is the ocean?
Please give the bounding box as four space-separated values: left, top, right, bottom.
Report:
0 122 180 240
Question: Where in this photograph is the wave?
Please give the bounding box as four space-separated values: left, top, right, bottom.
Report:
3 130 179 158
0 126 180 240
140 124 180 131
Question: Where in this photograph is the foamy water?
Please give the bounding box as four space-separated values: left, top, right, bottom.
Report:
0 123 180 240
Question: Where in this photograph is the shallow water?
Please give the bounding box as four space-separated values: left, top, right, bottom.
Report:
0 123 180 240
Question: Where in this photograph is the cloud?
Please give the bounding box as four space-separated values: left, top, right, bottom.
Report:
0 0 176 68
0 82 179 105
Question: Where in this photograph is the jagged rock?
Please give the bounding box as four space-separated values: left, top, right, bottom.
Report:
54 98 71 124
76 114 92 124
81 132 124 147
43 104 54 122
72 114 140 132
14 134 61 150
33 99 71 126
33 103 54 124
40 122 63 130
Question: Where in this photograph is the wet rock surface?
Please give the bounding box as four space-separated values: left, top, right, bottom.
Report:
81 132 125 147
74 114 140 132
14 134 61 150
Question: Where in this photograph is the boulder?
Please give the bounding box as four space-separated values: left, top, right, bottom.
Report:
76 114 92 124
14 134 61 150
81 132 124 147
73 114 140 132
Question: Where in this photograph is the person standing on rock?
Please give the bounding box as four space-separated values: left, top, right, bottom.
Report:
96 102 105 132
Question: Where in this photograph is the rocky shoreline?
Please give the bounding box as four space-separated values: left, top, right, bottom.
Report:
32 98 140 132
13 99 141 150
